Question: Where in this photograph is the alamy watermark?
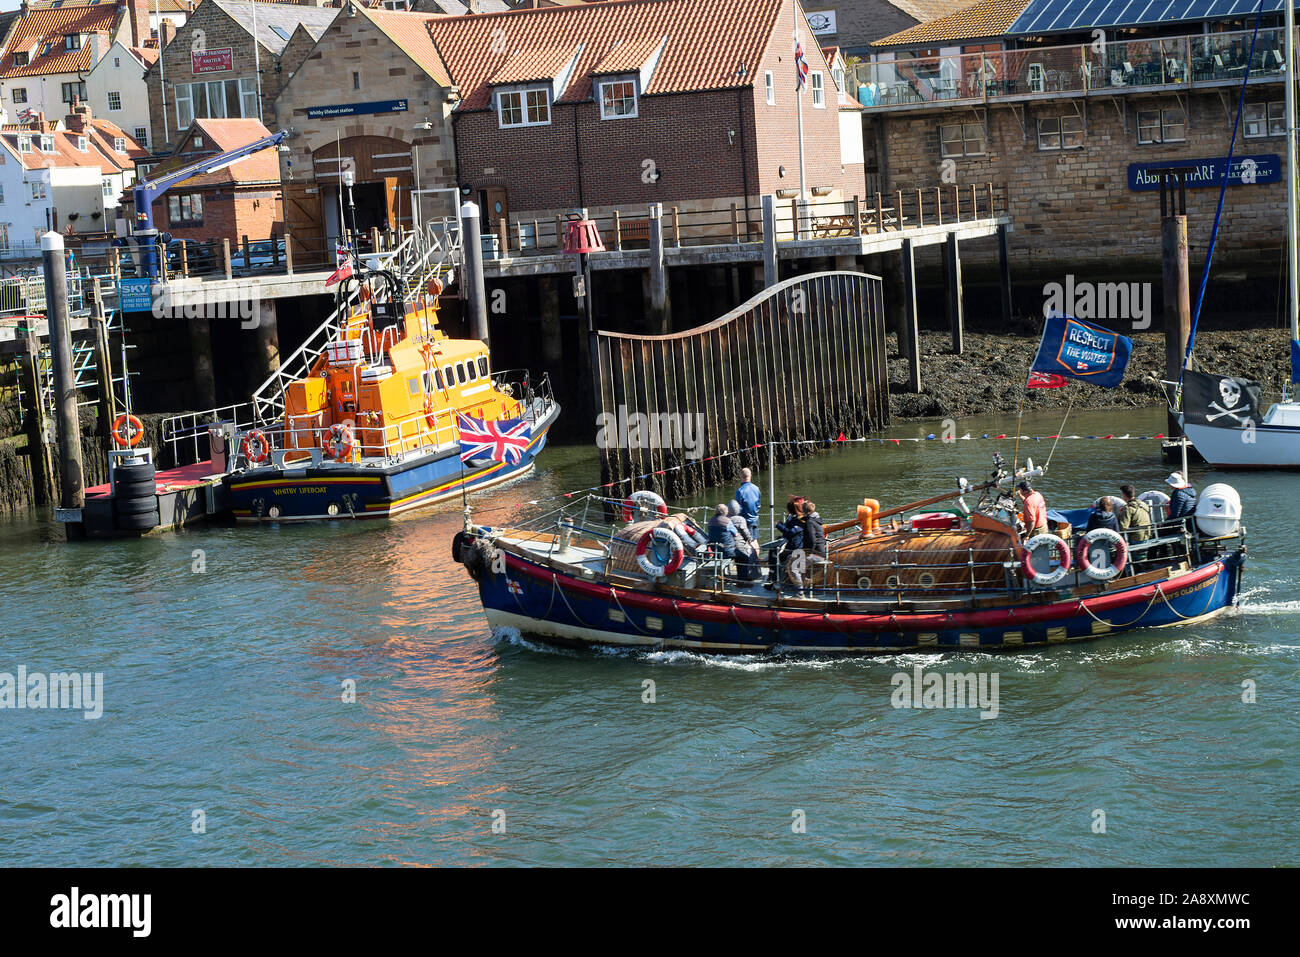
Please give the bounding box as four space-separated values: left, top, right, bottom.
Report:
152 281 262 328
1043 274 1151 329
891 665 999 719
596 404 705 459
0 666 103 720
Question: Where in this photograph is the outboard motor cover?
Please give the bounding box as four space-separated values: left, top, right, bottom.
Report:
1194 483 1242 537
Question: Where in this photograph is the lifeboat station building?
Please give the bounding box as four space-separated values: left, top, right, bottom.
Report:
856 0 1297 301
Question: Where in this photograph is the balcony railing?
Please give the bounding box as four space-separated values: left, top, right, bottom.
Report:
853 26 1294 110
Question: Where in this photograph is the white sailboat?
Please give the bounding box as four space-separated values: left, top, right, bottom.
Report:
1180 0 1300 468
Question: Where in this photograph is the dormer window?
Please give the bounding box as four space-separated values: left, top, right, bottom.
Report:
599 76 638 120
114 136 127 153
13 52 28 67
41 42 53 57
40 135 55 153
496 87 550 128
77 136 88 152
64 35 81 51
17 135 31 153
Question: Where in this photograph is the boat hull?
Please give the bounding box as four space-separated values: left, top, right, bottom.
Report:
1183 420 1300 468
477 549 1244 654
228 406 555 521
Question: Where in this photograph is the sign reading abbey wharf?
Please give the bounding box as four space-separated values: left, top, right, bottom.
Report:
1128 155 1281 191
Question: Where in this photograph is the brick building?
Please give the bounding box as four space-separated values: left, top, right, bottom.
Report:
859 0 1296 286
143 0 339 153
139 116 283 241
431 0 865 235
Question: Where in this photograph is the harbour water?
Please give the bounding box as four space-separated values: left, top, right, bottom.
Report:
2 407 1296 866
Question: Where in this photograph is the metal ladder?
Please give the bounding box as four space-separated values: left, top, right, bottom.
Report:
249 221 462 424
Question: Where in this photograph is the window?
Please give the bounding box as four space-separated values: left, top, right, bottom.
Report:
352 72 360 90
0 184 5 205
31 180 47 200
477 356 489 378
811 71 824 107
599 78 637 119
408 377 420 396
107 90 122 111
382 0 410 8
11 88 26 104
765 70 774 105
940 122 985 157
433 368 445 390
39 134 54 153
114 56 120 68
114 136 126 153
61 81 86 104
167 193 204 224
64 34 81 51
1137 108 1186 145
466 360 477 381
497 87 550 127
455 362 466 385
833 66 844 91
77 135 88 152
17 135 31 153
102 177 114 198
442 365 453 387
1037 114 1084 150
175 78 258 128
13 52 27 67
133 126 148 146
1244 101 1285 138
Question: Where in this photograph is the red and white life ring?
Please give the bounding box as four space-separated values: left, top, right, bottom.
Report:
1021 532 1072 585
241 429 270 465
322 423 355 460
622 489 669 523
1076 528 1128 581
635 525 685 578
111 413 144 448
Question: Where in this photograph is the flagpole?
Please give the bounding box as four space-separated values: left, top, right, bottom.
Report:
794 4 807 207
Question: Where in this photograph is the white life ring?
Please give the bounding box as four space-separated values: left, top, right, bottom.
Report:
1021 533 1072 585
623 489 668 522
635 525 685 578
1138 489 1170 521
1091 495 1127 512
1077 528 1128 581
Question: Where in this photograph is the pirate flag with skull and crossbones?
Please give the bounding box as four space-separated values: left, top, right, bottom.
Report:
1183 369 1264 429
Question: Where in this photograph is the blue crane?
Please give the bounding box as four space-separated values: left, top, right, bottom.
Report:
130 129 287 278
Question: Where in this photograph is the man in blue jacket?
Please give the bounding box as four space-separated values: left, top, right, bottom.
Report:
1166 472 1197 523
736 468 761 538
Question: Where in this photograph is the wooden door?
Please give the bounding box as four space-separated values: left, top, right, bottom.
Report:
282 183 324 262
483 187 508 230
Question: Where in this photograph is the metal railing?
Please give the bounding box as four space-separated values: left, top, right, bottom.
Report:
854 25 1294 110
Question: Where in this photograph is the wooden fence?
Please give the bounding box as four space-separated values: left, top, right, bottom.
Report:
595 271 889 499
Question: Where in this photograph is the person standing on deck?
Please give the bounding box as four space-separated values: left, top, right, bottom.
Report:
766 496 806 590
1016 481 1049 538
736 468 761 537
726 500 760 582
1086 497 1120 533
1118 484 1153 542
1166 473 1197 522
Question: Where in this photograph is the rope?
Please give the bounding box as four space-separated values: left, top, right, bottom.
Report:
551 572 594 629
1152 575 1223 622
1044 395 1074 472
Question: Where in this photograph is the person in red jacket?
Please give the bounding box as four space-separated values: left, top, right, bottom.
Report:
1016 481 1049 537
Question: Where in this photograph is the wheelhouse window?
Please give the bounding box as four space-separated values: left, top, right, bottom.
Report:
496 87 550 128
1137 108 1186 145
940 122 985 157
1037 114 1084 151
477 356 489 378
455 362 467 385
443 365 454 386
168 193 203 224
599 77 637 119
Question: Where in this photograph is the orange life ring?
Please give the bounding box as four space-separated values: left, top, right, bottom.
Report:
111 413 144 448
241 429 270 465
426 277 443 296
322 423 355 460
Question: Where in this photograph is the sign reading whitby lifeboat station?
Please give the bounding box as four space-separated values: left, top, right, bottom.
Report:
305 99 409 119
1128 154 1281 190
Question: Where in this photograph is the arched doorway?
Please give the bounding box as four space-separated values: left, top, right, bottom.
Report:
309 135 414 236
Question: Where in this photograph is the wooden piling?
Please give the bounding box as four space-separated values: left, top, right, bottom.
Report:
41 233 85 519
945 234 964 355
900 238 921 393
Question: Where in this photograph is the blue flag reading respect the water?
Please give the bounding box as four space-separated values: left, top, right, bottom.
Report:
1030 315 1133 389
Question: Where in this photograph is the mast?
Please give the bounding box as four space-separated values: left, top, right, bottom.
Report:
1287 0 1299 340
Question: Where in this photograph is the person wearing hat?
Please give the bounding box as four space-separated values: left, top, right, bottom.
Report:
1166 472 1197 521
1015 481 1049 538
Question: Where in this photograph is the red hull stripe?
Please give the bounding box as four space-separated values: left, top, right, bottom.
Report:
504 553 1224 633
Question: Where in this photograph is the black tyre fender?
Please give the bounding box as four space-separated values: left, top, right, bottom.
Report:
113 478 157 499
115 496 159 517
116 510 159 530
114 463 156 483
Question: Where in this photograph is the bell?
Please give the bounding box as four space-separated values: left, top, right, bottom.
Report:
561 217 605 254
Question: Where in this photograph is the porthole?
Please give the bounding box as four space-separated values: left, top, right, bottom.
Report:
918 572 936 588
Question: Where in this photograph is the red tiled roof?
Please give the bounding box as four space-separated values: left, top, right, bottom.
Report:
428 0 785 111
590 34 662 75
490 44 577 84
873 0 1029 47
0 124 138 173
361 7 452 86
130 45 159 68
150 117 280 188
1 6 121 78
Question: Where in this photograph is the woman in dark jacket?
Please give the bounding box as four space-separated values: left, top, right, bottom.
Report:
766 496 806 589
801 500 827 558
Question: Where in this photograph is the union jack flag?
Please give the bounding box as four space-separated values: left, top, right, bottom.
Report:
16 108 34 122
457 413 532 465
794 37 809 90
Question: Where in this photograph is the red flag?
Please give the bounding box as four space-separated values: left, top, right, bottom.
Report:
325 242 353 287
836 431 846 441
1027 371 1068 389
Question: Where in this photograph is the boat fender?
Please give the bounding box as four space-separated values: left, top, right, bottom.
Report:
1138 489 1170 521
1021 533 1072 586
460 537 494 581
323 423 355 460
111 413 144 448
241 429 271 466
635 526 685 578
1076 528 1127 581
